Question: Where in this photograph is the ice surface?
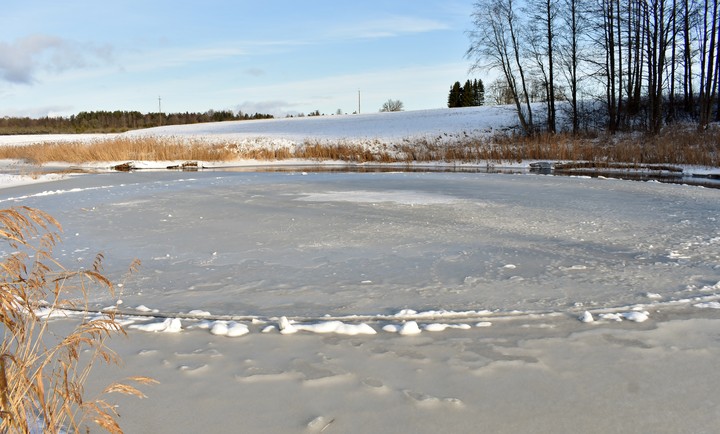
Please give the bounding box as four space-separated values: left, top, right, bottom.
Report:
3 170 717 320
1 164 719 433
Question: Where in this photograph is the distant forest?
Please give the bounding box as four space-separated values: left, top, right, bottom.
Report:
0 110 274 135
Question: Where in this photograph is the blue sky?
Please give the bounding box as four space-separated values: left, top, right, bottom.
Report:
0 1 476 118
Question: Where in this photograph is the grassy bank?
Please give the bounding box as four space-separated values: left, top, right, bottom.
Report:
0 127 717 167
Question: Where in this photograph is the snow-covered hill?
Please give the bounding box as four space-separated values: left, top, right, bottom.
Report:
124 106 519 146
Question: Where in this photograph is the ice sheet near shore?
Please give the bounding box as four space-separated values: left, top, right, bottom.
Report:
1 167 718 433
87 314 720 434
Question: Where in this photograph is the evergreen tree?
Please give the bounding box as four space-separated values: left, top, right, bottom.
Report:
473 79 485 105
448 79 485 107
448 81 463 107
462 80 475 107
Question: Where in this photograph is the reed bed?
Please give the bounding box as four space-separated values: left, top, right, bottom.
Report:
0 206 154 433
0 127 717 167
0 137 238 165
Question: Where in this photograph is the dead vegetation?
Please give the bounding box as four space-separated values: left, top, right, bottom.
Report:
0 206 155 433
0 125 717 167
0 137 238 165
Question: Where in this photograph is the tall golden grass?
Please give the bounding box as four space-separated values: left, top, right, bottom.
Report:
0 206 154 433
0 126 717 167
0 137 238 165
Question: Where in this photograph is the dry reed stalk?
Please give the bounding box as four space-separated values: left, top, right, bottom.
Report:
0 128 717 167
0 137 238 164
0 206 154 433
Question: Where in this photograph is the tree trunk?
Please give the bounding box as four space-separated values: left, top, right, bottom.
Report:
683 0 695 115
547 0 557 133
699 0 718 128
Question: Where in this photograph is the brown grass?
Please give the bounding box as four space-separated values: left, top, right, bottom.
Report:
0 137 238 165
0 126 717 167
0 206 154 433
486 127 720 167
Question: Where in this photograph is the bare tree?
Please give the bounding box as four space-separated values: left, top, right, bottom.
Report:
643 0 675 133
558 0 585 133
527 0 559 132
681 0 696 115
465 0 715 134
625 0 645 120
698 0 719 128
467 0 534 134
380 99 404 112
487 78 516 104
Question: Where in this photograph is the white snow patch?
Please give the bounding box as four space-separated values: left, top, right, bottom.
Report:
694 301 720 309
598 313 624 322
274 317 376 335
130 318 182 333
210 321 249 337
278 316 298 335
294 321 376 335
186 309 212 317
0 173 68 189
423 323 472 332
622 311 650 322
383 321 425 335
597 311 650 323
579 311 594 323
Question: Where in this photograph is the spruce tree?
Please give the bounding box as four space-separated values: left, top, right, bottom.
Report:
462 80 475 107
448 81 463 107
448 79 485 107
473 79 485 106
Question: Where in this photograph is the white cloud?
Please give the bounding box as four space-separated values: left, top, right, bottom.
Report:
334 16 450 40
243 68 266 77
0 34 113 84
0 104 75 118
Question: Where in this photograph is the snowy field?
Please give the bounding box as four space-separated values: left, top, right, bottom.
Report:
1 108 719 433
125 106 514 145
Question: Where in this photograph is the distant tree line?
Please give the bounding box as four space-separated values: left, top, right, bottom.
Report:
467 0 720 135
0 110 273 134
448 79 485 108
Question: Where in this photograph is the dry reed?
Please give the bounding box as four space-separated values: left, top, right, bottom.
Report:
0 137 237 165
0 127 717 167
0 206 154 433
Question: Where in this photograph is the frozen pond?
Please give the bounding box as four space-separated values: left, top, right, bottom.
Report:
4 170 720 433
2 171 718 319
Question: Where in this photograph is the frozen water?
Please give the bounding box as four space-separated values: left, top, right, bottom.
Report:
2 168 720 434
2 170 718 321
